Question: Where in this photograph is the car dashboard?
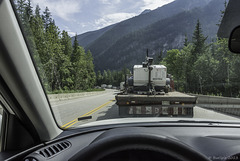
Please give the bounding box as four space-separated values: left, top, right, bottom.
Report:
11 123 240 161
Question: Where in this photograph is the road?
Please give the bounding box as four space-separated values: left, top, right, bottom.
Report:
51 89 118 128
50 90 240 129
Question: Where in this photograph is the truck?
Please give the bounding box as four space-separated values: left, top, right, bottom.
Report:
115 52 197 117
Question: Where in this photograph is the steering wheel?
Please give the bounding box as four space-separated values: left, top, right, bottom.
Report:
69 128 210 161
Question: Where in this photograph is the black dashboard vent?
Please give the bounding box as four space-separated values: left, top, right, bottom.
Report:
38 141 71 158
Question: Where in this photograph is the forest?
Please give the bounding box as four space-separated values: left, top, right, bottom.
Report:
14 0 240 97
14 0 127 93
162 19 240 97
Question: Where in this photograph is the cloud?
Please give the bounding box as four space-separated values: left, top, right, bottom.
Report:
99 0 111 4
32 0 82 21
141 0 175 10
99 0 121 5
67 31 76 37
95 12 136 29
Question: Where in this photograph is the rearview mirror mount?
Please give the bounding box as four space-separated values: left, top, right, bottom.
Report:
229 26 240 53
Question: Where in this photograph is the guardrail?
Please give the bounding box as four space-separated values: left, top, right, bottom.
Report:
0 91 107 115
190 94 240 104
190 94 240 117
48 90 107 102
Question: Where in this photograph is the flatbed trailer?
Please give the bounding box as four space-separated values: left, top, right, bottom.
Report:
115 92 197 117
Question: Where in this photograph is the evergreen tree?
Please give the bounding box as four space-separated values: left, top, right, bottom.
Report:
156 50 163 64
42 7 52 29
73 46 86 90
72 34 79 62
96 71 103 86
60 30 73 89
192 20 207 58
25 0 33 20
86 50 96 88
102 70 108 84
184 34 188 47
16 0 27 22
61 30 73 56
35 4 40 17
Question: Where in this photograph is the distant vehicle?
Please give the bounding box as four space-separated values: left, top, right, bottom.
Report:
101 84 107 88
95 86 101 89
107 85 112 89
120 82 125 91
116 52 197 117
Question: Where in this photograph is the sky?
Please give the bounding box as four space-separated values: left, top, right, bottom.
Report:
31 0 175 36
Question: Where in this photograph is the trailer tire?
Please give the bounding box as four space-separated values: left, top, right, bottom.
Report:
164 87 168 93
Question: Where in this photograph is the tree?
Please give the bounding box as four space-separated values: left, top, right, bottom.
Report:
61 30 73 56
96 71 103 86
163 49 186 91
35 4 41 17
85 50 96 88
72 34 79 62
194 50 219 94
60 30 73 90
14 0 97 92
73 46 86 90
215 38 233 96
102 70 108 84
16 0 27 22
184 34 189 47
192 20 207 59
42 7 52 29
25 0 33 20
155 50 163 64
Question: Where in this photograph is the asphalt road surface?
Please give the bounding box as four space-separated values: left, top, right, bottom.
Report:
50 90 240 129
51 89 118 128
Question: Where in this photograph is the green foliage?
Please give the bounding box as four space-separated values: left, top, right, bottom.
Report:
192 19 207 59
14 1 97 93
96 68 131 87
87 0 226 71
163 20 240 97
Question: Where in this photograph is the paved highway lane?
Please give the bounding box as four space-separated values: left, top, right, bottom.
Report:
51 89 119 128
194 106 239 120
50 90 240 129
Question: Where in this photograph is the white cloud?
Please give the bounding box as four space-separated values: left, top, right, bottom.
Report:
67 31 76 37
141 0 174 10
99 0 111 4
32 0 82 21
99 0 121 5
95 12 136 29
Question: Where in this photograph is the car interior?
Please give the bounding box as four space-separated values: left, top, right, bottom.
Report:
1 0 240 161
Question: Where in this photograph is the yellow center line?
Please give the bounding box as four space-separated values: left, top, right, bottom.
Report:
61 119 77 128
61 100 114 129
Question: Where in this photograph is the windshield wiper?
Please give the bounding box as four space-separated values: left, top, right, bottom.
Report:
176 120 240 124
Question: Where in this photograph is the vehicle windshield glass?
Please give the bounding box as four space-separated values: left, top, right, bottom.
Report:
12 0 240 129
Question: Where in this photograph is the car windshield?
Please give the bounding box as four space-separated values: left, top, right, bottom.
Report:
12 0 240 129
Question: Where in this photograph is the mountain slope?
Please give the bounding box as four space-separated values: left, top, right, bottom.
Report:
73 24 115 47
92 0 225 71
86 0 212 56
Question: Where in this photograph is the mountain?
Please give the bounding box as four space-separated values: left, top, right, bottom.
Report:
85 0 213 58
73 24 115 47
141 9 151 15
74 0 225 71
73 0 212 48
93 0 225 71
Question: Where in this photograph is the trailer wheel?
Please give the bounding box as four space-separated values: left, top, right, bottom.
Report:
164 87 169 93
